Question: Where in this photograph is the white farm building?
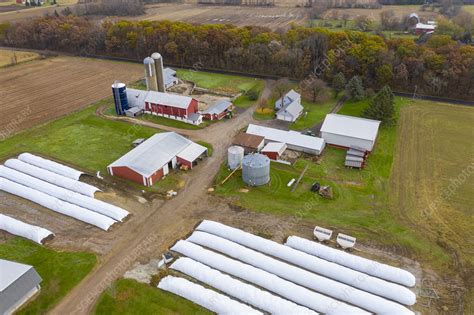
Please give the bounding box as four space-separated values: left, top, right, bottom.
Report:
0 260 42 315
275 90 303 122
246 124 325 155
320 114 381 151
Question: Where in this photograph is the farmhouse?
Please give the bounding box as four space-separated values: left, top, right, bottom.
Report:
275 89 301 110
415 22 436 34
320 114 381 151
232 133 265 154
275 90 303 122
261 142 287 160
246 124 325 155
108 132 208 187
0 259 42 315
201 100 233 120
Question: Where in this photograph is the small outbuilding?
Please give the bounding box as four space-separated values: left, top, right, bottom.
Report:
164 68 179 89
261 142 287 160
0 259 42 315
232 133 265 154
108 132 207 186
201 100 233 120
320 114 381 151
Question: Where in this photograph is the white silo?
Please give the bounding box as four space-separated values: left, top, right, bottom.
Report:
228 146 244 170
144 57 158 91
151 52 166 92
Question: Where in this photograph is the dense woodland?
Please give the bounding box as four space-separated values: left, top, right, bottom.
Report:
0 16 473 99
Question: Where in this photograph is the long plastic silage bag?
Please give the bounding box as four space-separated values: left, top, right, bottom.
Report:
158 276 262 314
286 235 416 287
196 220 416 306
0 214 54 244
5 159 99 198
188 231 414 315
0 166 128 221
171 240 367 314
18 153 83 180
0 178 115 231
171 257 316 315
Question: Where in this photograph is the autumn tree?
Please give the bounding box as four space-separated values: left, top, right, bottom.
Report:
302 78 327 102
346 76 365 101
332 72 346 97
363 85 395 125
274 78 292 99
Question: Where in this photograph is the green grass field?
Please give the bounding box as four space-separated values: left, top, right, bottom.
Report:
290 98 338 130
0 98 159 173
0 238 96 315
176 69 264 95
215 97 450 267
94 279 211 315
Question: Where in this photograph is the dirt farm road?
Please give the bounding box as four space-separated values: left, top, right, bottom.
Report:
50 81 274 315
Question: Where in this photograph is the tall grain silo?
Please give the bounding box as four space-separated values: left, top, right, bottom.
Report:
111 81 129 115
242 153 270 186
228 146 244 170
144 57 158 91
151 52 166 92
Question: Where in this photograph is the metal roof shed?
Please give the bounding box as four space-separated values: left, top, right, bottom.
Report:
0 260 42 315
246 124 325 155
320 114 381 151
261 142 287 160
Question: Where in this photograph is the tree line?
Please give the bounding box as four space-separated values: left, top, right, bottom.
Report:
0 16 472 100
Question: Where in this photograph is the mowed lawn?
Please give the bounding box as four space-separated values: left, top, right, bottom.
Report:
176 69 263 94
0 238 96 315
215 97 452 269
94 279 211 315
0 98 159 173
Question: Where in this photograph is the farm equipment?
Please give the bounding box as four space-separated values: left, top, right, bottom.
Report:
318 185 333 199
311 182 321 192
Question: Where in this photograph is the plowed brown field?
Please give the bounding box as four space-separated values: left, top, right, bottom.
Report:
0 56 142 139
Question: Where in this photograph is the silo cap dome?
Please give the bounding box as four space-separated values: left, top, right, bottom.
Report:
151 52 162 59
144 57 155 64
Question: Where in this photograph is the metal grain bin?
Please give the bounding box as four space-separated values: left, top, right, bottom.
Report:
228 146 244 170
242 153 270 186
112 82 129 115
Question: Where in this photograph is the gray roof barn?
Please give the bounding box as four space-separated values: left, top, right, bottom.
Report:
0 259 42 315
108 132 207 177
164 68 179 88
201 100 233 116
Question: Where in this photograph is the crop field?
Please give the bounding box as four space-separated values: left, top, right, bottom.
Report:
0 49 39 67
0 238 96 315
390 100 474 310
0 56 142 139
322 5 440 21
134 4 308 30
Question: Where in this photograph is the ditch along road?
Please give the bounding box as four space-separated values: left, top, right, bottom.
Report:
50 81 274 315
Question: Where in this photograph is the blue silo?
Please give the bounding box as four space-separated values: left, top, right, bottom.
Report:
112 82 129 115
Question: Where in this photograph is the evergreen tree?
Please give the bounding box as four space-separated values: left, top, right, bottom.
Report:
363 85 395 125
333 72 346 97
346 76 365 101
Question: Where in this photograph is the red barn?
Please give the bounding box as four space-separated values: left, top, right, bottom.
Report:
108 132 207 187
144 91 198 120
201 100 233 120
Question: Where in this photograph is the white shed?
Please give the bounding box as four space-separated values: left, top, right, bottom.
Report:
320 114 381 151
